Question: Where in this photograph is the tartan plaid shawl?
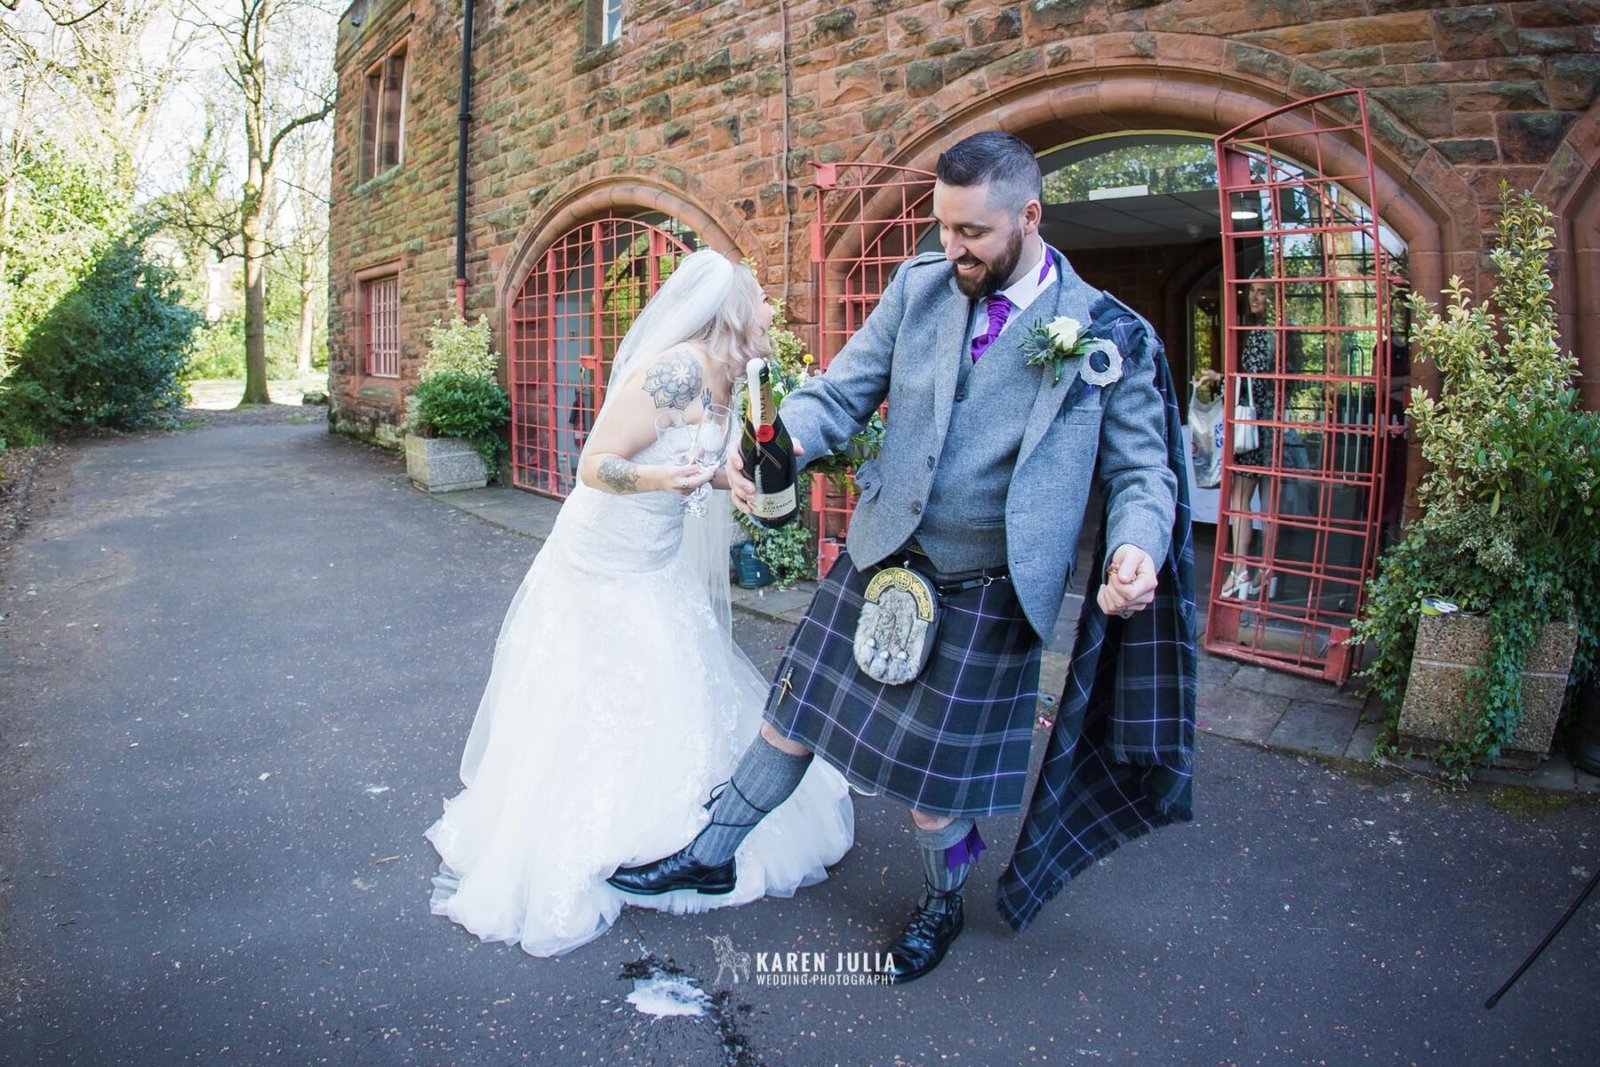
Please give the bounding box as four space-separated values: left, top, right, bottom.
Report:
996 295 1198 932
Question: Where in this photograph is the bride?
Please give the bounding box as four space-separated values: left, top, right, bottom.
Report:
425 249 854 957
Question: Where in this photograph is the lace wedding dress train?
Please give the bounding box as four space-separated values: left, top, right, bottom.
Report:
425 450 854 957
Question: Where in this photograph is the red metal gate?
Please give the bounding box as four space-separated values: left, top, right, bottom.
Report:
809 162 936 572
508 216 697 497
1207 90 1400 683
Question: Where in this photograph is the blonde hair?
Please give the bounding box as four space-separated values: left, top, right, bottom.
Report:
690 263 772 385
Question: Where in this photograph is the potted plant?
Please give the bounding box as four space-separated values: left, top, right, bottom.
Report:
1353 186 1600 776
403 315 511 493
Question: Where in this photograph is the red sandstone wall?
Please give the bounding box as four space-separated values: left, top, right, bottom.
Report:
327 0 1600 429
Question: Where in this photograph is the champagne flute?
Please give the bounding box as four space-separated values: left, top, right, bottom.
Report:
653 411 697 507
682 403 733 517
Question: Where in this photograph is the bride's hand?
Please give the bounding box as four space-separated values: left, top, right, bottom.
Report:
655 461 715 496
722 438 806 513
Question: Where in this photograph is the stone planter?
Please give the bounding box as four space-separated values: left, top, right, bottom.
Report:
405 434 488 493
1398 613 1578 770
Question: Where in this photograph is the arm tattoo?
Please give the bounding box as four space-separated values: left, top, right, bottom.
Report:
702 386 713 411
643 353 703 410
597 456 640 494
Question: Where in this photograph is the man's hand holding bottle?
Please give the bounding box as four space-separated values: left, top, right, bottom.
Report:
721 358 800 527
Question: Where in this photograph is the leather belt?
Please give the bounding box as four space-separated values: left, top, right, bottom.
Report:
900 542 1010 596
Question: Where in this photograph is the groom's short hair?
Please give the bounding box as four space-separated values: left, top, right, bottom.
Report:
936 131 1042 214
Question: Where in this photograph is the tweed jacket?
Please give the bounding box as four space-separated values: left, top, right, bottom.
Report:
781 248 1178 639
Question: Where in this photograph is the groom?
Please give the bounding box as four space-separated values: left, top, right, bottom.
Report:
609 131 1177 983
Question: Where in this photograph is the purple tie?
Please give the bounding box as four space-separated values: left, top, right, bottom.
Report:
970 295 1012 362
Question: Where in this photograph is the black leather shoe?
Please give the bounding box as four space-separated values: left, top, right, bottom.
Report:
606 847 737 896
878 892 964 985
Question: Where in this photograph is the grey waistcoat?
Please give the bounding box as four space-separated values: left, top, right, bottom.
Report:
913 334 1031 572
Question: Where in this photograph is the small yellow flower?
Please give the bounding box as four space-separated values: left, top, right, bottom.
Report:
802 353 815 365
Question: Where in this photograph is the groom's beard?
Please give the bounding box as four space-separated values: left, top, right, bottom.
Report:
952 227 1024 299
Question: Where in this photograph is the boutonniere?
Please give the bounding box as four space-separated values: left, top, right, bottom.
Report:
1020 315 1123 389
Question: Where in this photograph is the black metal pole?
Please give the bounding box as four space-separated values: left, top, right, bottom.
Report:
454 0 475 317
1484 864 1600 1010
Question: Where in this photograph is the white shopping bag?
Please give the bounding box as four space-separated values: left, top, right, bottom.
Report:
1187 384 1224 488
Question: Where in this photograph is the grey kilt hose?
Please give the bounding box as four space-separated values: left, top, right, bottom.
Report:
763 551 1043 818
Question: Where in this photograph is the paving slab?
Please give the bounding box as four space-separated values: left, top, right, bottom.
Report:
1229 663 1367 710
1344 717 1386 761
1475 754 1580 793
1267 700 1361 758
1196 688 1292 744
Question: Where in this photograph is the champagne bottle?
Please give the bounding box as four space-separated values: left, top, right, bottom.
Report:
741 358 798 528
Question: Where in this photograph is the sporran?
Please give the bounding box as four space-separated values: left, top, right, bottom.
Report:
853 566 941 685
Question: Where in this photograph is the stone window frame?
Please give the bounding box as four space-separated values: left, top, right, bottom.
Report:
358 41 408 184
587 0 622 49
576 0 623 71
356 260 404 379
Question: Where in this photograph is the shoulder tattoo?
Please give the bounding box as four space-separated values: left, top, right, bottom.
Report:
643 352 703 410
597 456 640 494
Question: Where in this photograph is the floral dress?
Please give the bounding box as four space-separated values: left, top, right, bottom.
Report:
1234 327 1275 468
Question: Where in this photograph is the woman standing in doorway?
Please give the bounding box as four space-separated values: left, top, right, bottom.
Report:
1199 277 1276 598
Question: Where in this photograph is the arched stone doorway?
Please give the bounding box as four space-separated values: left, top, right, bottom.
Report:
811 83 1434 681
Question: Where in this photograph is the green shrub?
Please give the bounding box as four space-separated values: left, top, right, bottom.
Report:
0 144 125 369
184 314 247 379
740 518 815 589
406 371 511 472
183 312 308 382
0 234 200 438
403 314 509 476
420 316 496 380
1352 186 1600 775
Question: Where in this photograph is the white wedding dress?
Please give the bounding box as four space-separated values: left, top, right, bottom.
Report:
425 438 854 957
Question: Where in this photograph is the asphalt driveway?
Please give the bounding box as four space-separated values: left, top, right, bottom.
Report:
1 411 1596 1065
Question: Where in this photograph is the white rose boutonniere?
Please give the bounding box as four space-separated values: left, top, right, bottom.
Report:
1020 315 1124 389
1044 315 1082 351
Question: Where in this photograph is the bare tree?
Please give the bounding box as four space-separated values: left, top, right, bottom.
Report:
180 0 334 405
2 0 190 194
270 118 329 375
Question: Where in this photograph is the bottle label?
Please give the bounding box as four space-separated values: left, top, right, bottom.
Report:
756 425 775 443
749 485 796 520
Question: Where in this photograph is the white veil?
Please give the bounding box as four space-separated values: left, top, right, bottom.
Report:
598 249 735 410
582 247 743 647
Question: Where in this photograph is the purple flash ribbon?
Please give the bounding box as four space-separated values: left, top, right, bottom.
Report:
946 825 987 871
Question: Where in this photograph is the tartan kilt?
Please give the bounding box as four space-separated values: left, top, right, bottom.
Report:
763 551 1043 818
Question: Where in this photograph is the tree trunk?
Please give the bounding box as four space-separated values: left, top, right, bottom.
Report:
239 48 270 408
0 166 17 371
0 80 28 371
295 247 315 375
241 219 270 405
